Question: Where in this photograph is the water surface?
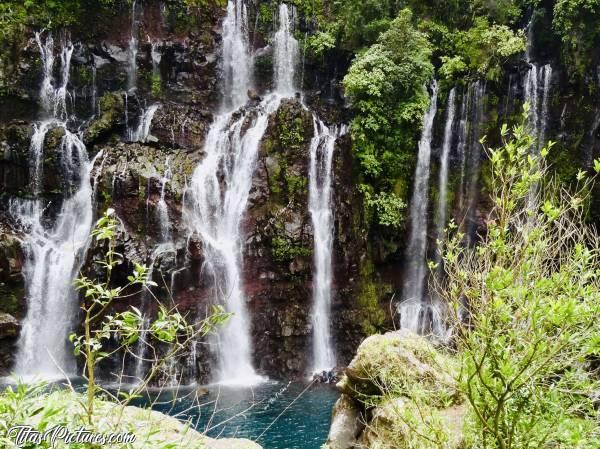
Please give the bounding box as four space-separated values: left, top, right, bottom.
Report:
144 381 338 449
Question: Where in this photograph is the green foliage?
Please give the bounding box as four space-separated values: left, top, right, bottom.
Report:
553 0 600 74
344 9 431 226
0 384 208 448
306 31 336 57
271 235 311 262
440 18 526 82
360 186 406 228
438 108 600 448
73 208 229 423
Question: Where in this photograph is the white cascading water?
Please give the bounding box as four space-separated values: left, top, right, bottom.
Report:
151 41 161 78
433 88 456 273
273 4 298 96
221 0 252 110
184 2 298 385
308 118 345 374
402 81 438 305
127 0 139 93
157 156 172 243
455 81 485 245
524 18 552 150
129 103 159 142
399 81 449 340
11 33 96 379
524 64 552 151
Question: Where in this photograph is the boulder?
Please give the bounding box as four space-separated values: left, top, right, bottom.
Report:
337 329 459 406
0 313 19 339
23 390 263 449
325 394 364 449
327 330 465 449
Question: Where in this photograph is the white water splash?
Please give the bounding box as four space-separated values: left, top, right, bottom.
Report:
308 118 345 374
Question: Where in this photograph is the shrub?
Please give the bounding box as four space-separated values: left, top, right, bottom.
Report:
437 106 600 448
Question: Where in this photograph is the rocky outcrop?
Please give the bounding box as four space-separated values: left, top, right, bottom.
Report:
22 389 262 449
325 330 466 449
0 221 24 373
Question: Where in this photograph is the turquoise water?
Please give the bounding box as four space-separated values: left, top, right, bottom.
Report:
145 381 339 449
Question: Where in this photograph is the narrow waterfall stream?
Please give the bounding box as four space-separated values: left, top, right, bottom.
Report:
127 0 139 93
524 64 552 151
10 33 96 379
400 82 438 329
308 119 345 374
128 103 159 143
433 88 457 273
184 2 299 385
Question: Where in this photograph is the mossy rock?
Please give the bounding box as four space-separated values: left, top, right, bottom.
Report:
337 329 460 407
16 389 263 449
329 331 466 449
85 92 125 144
357 397 466 449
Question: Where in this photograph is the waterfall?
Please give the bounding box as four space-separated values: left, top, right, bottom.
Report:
221 0 252 110
151 41 161 77
157 156 172 243
10 33 96 379
523 64 552 206
127 0 139 92
273 4 299 96
308 118 345 374
129 104 159 143
524 18 553 150
433 88 457 272
456 81 485 243
402 81 438 305
399 81 450 339
184 1 298 385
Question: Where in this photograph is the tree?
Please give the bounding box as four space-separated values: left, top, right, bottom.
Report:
344 8 433 227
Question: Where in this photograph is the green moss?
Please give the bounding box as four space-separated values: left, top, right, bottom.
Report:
86 93 124 143
0 283 22 316
355 260 386 335
271 235 312 263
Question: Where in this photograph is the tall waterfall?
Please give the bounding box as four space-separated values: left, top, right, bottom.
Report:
127 0 139 92
11 34 96 379
433 88 457 272
399 82 451 338
402 81 438 305
184 2 299 385
221 0 252 110
308 118 344 374
524 64 552 150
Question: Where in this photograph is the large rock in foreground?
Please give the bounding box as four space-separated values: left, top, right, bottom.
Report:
325 329 466 449
17 389 262 449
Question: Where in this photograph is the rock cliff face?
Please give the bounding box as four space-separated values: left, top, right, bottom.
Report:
1 0 599 382
0 0 388 380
